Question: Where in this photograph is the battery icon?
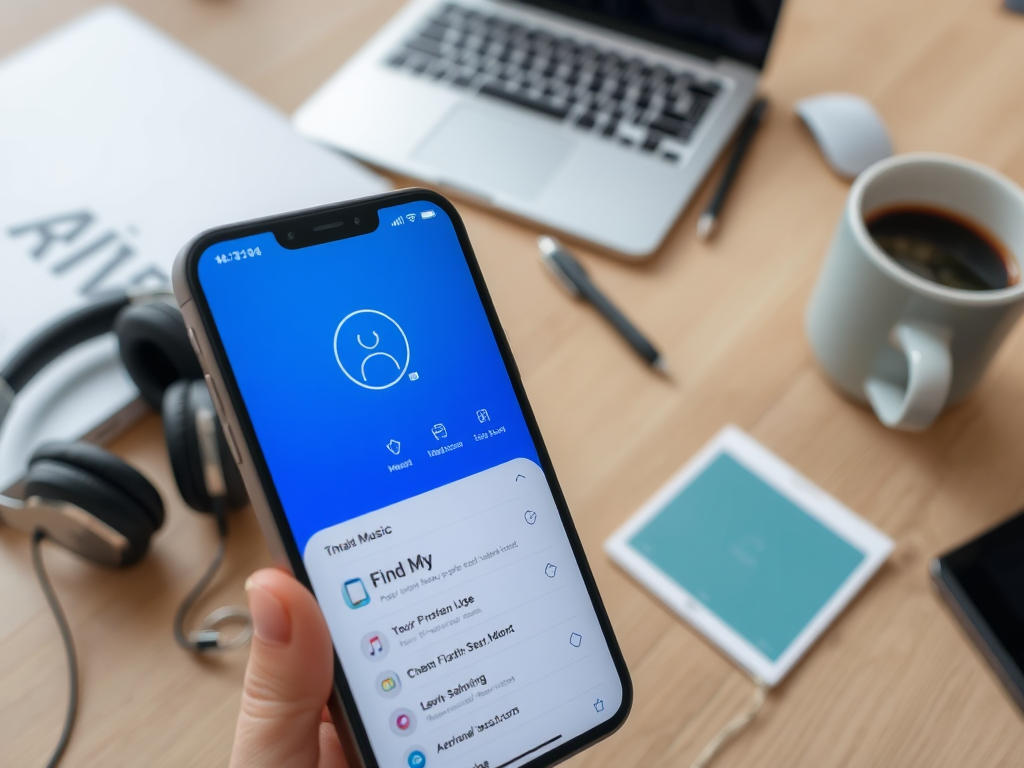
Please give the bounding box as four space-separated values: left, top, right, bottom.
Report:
420 210 436 219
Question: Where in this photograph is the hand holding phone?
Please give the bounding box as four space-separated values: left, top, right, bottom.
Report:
174 190 631 768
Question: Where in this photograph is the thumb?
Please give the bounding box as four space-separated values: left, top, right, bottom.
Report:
230 569 335 768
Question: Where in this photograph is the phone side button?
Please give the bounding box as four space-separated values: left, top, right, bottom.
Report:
222 423 243 465
187 327 206 369
205 374 226 416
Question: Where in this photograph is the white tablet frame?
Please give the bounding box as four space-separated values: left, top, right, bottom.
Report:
605 425 893 687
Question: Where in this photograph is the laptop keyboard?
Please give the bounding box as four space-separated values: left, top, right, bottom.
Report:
385 3 724 164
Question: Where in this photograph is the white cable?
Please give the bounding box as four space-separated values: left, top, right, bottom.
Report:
690 678 768 768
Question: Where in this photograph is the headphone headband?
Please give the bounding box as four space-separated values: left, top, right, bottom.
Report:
0 288 175 399
0 291 131 397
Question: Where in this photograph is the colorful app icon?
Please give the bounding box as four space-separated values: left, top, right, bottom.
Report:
389 708 416 736
343 577 370 609
360 631 390 661
406 748 427 768
375 670 402 699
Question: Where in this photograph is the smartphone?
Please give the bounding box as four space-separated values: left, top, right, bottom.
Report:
173 190 632 768
931 509 1024 714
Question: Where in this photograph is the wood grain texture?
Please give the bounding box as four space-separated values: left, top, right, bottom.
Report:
2 0 1023 765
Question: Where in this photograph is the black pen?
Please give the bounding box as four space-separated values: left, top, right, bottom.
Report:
697 96 769 240
538 236 669 376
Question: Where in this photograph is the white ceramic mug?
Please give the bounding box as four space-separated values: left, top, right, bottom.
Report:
806 153 1024 431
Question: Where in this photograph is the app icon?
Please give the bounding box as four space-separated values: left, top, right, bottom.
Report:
431 423 447 440
594 699 605 713
360 631 390 661
333 309 410 391
570 632 583 648
524 510 537 525
406 747 427 767
389 708 417 736
545 563 557 578
476 408 490 423
343 578 370 609
386 439 401 455
376 670 402 699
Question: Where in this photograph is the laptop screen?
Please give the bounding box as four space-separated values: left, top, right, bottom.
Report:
519 0 785 69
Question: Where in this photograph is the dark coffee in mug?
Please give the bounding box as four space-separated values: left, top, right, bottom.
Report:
866 205 1019 290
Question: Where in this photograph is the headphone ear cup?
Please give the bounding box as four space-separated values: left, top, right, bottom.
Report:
30 442 165 529
163 380 247 513
24 443 163 566
163 380 209 512
114 302 202 410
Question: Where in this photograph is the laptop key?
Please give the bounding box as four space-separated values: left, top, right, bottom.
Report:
649 114 687 136
479 82 572 120
690 80 720 97
421 23 449 42
407 37 444 57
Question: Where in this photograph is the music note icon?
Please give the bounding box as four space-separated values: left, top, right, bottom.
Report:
360 630 390 660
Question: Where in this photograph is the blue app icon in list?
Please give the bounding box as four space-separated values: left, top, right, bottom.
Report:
407 749 426 767
343 577 370 609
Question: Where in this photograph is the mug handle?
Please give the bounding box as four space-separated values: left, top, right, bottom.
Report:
863 321 952 431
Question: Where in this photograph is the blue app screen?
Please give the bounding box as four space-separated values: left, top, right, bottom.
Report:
198 201 538 552
197 199 623 768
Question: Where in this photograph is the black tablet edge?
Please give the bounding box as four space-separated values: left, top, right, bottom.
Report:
929 557 1024 715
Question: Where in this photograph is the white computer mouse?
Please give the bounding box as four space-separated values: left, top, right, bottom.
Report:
795 93 893 179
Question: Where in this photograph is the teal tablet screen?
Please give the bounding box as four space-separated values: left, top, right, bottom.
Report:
628 454 865 660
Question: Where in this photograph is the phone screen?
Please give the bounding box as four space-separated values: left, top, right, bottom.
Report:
195 197 627 768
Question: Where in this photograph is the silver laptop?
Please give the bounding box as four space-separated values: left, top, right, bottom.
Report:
294 0 785 258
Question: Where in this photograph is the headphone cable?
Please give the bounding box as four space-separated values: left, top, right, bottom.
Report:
172 499 252 652
31 530 79 768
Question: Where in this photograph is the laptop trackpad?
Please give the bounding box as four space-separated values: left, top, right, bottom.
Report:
412 103 572 200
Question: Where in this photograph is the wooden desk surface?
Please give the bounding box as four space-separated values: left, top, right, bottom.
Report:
3 0 1024 765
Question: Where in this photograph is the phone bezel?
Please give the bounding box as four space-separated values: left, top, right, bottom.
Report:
176 188 633 768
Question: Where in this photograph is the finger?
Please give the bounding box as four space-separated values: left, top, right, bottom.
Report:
319 721 347 768
230 569 336 768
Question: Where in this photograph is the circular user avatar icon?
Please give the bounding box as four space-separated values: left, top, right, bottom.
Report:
389 708 417 737
360 631 390 661
376 670 402 699
405 747 427 768
333 309 410 390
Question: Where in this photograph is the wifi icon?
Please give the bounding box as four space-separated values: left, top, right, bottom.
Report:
405 213 417 223
390 216 404 227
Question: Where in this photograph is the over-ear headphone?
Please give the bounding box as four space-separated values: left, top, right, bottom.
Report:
0 289 249 645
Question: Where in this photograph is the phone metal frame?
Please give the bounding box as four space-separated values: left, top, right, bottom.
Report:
172 188 633 768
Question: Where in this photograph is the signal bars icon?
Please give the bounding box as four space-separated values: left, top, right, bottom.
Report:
391 213 418 227
391 214 423 228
